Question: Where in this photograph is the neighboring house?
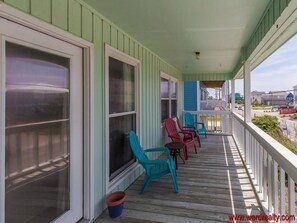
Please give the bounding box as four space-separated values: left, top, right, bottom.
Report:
294 85 297 107
251 90 265 104
261 91 288 107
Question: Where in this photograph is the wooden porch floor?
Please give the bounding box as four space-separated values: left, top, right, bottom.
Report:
96 135 264 223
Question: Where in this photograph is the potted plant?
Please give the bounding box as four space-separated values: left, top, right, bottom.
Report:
106 191 126 218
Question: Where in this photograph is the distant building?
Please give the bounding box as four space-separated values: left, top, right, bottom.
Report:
235 93 241 100
294 85 297 107
251 91 265 104
261 91 288 107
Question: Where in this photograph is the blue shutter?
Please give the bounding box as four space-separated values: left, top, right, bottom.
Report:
184 81 197 111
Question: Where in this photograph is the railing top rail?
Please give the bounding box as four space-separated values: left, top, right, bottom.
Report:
6 119 69 130
184 110 230 115
232 112 297 183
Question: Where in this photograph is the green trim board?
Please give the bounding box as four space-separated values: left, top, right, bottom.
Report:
0 0 183 220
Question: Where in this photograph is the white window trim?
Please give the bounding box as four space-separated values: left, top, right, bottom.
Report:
105 44 141 193
0 3 95 222
160 72 178 123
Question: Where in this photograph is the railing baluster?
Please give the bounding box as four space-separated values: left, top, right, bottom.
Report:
273 160 279 214
280 168 285 221
33 130 39 167
263 149 268 202
245 130 249 167
48 127 53 162
252 136 255 179
255 140 259 187
288 177 295 220
268 154 272 212
259 145 263 193
5 135 10 178
60 124 65 157
16 133 22 173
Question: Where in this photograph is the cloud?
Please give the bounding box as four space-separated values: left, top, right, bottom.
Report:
251 34 297 93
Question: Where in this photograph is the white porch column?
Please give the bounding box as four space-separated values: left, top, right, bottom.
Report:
231 79 235 112
244 61 251 122
243 60 251 165
224 81 229 103
197 81 200 111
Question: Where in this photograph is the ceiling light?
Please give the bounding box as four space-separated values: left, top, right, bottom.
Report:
195 51 200 60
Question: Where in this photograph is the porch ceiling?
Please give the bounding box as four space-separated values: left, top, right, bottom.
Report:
84 0 270 76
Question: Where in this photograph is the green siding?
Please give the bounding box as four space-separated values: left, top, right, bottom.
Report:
31 0 51 23
52 0 68 30
3 0 30 13
117 31 124 51
0 0 183 220
81 6 93 42
110 26 117 49
68 0 82 36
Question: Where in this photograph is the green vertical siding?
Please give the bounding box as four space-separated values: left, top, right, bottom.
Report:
68 0 82 36
0 0 183 220
52 0 68 30
3 0 30 13
81 7 93 42
31 0 51 22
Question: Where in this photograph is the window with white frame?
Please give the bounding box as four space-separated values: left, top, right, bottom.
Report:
161 73 178 122
105 45 140 186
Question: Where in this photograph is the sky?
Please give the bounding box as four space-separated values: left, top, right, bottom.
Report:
235 34 297 95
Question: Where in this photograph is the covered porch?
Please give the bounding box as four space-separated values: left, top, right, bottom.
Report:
97 135 263 222
0 0 297 222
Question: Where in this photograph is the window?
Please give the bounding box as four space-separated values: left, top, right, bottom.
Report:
105 45 140 188
161 73 178 122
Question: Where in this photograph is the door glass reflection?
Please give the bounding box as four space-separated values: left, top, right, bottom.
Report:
5 42 70 223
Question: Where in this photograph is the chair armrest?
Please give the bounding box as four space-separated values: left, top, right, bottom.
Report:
182 126 196 131
179 131 194 139
145 147 170 157
140 159 169 165
196 122 206 128
168 134 180 140
145 147 169 153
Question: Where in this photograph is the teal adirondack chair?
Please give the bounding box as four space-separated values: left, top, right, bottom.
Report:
129 131 179 194
185 112 207 138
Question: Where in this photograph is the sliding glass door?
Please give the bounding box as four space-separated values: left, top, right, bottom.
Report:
0 19 83 223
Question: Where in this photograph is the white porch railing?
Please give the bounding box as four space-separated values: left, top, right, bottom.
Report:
184 110 232 135
232 112 297 218
200 100 228 110
5 120 69 190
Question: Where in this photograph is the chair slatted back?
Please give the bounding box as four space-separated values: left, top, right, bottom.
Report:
185 112 195 126
176 116 183 131
129 131 148 162
164 118 182 142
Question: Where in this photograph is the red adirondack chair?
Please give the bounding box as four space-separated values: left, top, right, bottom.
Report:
176 116 201 147
164 118 197 160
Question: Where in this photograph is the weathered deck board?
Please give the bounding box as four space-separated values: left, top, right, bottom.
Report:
96 135 263 223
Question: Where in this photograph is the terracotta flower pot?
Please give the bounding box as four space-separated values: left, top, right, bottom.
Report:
106 191 125 218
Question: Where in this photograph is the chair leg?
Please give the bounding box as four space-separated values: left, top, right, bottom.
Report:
140 175 150 194
169 167 179 193
193 143 197 154
196 134 201 147
183 146 188 160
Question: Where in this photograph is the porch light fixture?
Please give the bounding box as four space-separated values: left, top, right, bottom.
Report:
195 51 200 60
